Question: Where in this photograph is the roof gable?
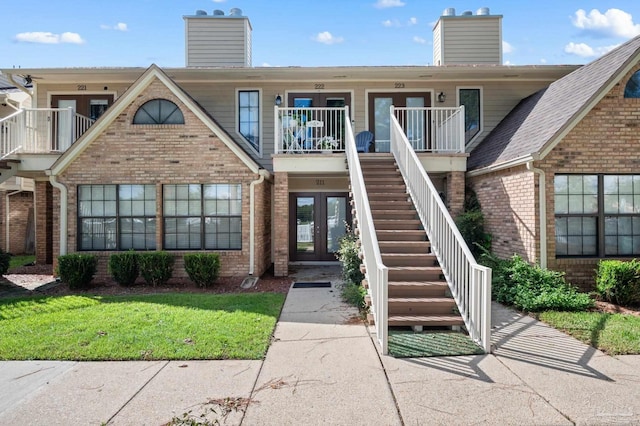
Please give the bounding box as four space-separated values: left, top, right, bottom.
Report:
469 35 640 172
49 64 262 175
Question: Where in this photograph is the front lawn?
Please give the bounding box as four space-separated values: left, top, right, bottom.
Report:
538 311 640 355
0 293 285 360
8 254 36 270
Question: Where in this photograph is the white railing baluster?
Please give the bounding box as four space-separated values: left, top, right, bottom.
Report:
274 106 347 153
392 106 465 153
389 113 491 353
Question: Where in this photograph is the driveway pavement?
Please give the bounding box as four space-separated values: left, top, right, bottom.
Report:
1 266 639 425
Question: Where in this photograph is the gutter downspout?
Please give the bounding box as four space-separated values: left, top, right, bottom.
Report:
5 190 23 253
47 173 67 256
249 170 268 275
527 161 547 269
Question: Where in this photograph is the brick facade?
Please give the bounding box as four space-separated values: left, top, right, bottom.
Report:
0 190 34 255
468 166 538 263
273 172 289 276
35 181 53 264
446 171 466 218
51 78 271 281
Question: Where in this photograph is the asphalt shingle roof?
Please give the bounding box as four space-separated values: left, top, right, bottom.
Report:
468 35 640 171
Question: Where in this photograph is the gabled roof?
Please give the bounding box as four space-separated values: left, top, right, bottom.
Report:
49 64 263 176
468 35 640 173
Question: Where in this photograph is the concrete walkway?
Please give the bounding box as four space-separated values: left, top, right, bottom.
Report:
1 266 639 425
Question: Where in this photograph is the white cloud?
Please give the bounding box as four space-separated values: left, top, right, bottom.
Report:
408 17 417 25
564 42 620 57
382 19 400 27
313 31 344 45
502 40 514 54
14 31 85 44
413 36 426 44
572 8 640 38
540 58 547 64
374 0 405 9
101 23 128 31
212 0 226 3
504 60 513 65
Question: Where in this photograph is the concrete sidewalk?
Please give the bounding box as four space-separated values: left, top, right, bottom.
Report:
1 265 639 425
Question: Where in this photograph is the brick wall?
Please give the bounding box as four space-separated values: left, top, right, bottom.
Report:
53 78 269 281
273 172 289 276
253 177 272 276
35 181 53 264
446 171 465 218
0 190 34 254
537 63 640 290
468 166 538 263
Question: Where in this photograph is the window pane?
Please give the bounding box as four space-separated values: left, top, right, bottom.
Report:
584 175 598 194
554 175 568 194
555 195 568 214
459 89 480 143
239 90 260 150
604 195 619 214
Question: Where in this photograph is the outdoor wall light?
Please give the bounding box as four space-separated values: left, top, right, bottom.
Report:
437 92 446 103
275 94 282 106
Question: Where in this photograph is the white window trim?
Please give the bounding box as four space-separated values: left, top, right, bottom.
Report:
456 86 483 147
235 88 263 158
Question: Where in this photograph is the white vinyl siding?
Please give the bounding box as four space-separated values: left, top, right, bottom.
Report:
434 16 502 65
185 17 251 67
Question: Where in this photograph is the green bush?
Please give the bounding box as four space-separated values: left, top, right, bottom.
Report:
184 253 221 287
138 252 174 287
57 254 98 290
341 282 367 309
108 251 139 287
336 231 364 286
0 249 10 275
486 253 593 312
456 187 491 259
596 260 640 306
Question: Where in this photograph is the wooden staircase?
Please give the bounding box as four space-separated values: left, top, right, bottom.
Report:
359 154 463 329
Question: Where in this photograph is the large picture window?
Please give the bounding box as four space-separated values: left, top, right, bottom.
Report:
238 90 260 151
555 174 640 257
458 88 481 144
78 184 156 250
163 184 242 250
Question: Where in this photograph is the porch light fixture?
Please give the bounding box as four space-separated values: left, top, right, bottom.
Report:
275 94 282 106
437 92 446 103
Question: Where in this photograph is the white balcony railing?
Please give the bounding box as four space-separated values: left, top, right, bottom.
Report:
274 106 348 153
0 108 94 158
390 113 492 353
389 106 465 153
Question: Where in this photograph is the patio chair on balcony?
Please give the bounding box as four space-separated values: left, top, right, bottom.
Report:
355 131 374 153
305 120 324 150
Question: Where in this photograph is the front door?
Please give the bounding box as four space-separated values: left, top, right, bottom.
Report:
51 94 114 120
290 192 350 261
288 93 351 148
368 92 431 152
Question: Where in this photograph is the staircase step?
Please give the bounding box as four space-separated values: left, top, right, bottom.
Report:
364 177 404 185
388 297 457 315
379 241 431 254
371 209 417 219
369 200 414 210
382 253 437 266
374 219 422 230
376 230 426 241
388 281 449 297
365 185 407 194
388 266 443 281
388 315 464 327
368 193 410 202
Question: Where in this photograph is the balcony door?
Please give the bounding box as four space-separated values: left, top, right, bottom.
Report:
290 192 350 261
51 94 114 121
368 92 431 152
287 93 351 148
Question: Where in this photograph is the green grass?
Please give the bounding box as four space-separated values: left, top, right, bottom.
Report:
8 254 36 270
0 293 285 360
538 311 640 355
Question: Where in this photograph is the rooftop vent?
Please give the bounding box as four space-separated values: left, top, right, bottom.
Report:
477 7 490 15
213 9 224 16
229 8 242 16
461 10 473 16
443 7 455 16
195 9 207 15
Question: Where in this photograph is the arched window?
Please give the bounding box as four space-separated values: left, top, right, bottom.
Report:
624 70 640 98
133 99 184 124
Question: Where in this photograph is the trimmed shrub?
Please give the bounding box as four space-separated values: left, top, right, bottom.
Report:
336 231 364 286
0 249 10 275
138 252 174 287
184 253 221 287
485 253 593 312
57 254 98 290
108 251 139 287
596 259 640 306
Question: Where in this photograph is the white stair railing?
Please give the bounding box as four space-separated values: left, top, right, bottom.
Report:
390 111 492 353
274 106 348 153
0 110 24 158
344 114 389 354
393 106 465 153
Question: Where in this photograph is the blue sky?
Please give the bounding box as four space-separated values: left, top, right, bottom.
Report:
2 1 640 69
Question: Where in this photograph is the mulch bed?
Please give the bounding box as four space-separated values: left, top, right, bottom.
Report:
3 264 293 297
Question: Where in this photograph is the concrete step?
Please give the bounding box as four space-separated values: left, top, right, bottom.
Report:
388 315 464 327
379 241 431 254
376 230 426 241
388 281 449 297
388 297 458 315
388 266 443 281
374 219 422 230
381 253 437 267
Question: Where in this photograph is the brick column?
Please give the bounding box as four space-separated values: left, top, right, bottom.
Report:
273 172 289 276
35 181 54 264
446 171 465 219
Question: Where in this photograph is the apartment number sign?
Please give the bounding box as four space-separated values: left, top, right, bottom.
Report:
314 83 325 89
395 82 405 88
77 85 87 91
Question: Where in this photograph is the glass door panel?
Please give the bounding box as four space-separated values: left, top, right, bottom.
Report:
373 98 392 152
406 97 425 150
296 197 315 254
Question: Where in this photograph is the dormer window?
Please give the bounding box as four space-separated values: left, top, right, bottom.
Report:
624 70 640 98
133 99 184 124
